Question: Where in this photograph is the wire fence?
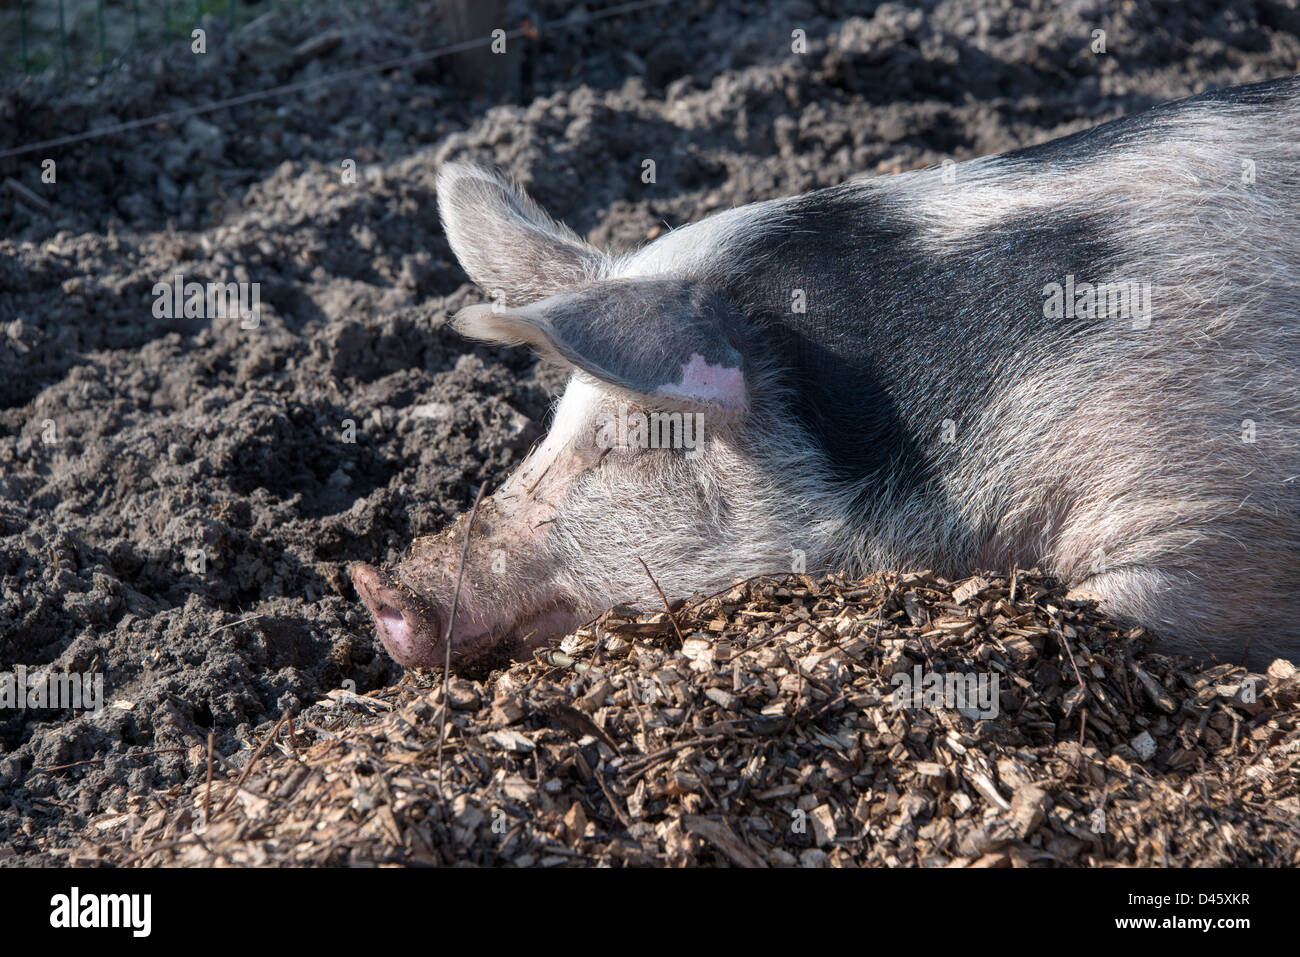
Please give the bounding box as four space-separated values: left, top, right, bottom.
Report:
0 0 675 160
1 0 420 76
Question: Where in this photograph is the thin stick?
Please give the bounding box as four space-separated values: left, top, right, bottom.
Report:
204 732 214 826
0 0 680 162
637 556 684 646
678 571 785 618
32 746 187 773
4 176 52 214
210 613 267 636
219 710 290 814
1059 627 1088 695
596 768 632 828
727 618 807 662
1074 708 1088 779
437 480 489 797
620 735 729 782
171 722 238 774
1057 627 1090 776
119 836 198 868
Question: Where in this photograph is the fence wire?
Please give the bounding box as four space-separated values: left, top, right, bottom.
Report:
2 1 422 76
0 0 678 160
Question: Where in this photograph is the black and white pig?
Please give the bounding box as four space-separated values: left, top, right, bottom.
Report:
352 75 1300 669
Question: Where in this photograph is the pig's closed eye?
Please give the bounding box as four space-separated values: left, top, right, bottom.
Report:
571 441 614 470
597 442 647 464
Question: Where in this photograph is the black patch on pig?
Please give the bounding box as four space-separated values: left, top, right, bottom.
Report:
715 182 1120 504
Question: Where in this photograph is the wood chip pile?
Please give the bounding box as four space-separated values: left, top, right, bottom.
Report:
75 572 1300 867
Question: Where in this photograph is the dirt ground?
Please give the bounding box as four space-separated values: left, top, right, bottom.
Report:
2 0 1299 866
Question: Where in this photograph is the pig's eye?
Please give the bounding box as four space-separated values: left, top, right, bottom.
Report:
573 439 621 471
585 418 637 460
592 441 637 464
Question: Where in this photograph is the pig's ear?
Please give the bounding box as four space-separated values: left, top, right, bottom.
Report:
452 279 749 414
437 161 604 304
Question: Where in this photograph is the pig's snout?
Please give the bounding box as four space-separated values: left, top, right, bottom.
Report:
350 563 442 668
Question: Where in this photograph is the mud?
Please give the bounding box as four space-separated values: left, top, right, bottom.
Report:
2 0 1298 864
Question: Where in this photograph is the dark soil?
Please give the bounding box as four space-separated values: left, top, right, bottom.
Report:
2 0 1299 865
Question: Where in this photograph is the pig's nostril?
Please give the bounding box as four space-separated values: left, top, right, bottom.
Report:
377 605 404 629
372 602 421 664
369 594 442 667
350 563 448 667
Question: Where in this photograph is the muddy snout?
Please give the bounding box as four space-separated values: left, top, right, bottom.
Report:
350 563 443 668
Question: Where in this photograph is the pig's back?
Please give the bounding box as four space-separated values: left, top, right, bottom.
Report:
917 76 1300 660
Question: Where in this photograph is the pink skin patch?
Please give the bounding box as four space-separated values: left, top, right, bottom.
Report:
352 554 581 668
657 353 746 412
374 606 416 661
351 563 442 667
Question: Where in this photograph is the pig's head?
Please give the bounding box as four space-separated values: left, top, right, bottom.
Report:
351 162 839 669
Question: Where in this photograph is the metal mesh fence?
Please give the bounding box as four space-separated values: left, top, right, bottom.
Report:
0 1 419 75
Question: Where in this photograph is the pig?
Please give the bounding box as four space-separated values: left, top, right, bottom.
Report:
352 75 1300 670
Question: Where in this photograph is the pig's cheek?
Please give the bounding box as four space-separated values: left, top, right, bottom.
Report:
498 446 606 539
489 493 559 548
